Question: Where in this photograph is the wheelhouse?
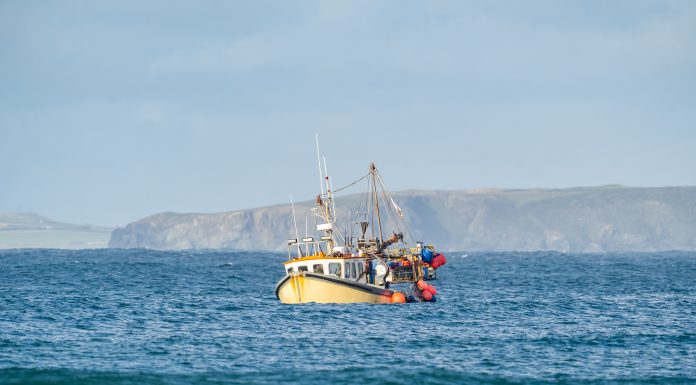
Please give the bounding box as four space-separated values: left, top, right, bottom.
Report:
284 237 366 282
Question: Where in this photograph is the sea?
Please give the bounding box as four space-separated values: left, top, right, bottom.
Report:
0 249 694 385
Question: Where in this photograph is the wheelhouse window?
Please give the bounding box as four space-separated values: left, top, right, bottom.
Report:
345 262 352 279
357 262 363 277
329 262 341 277
351 262 357 278
313 264 324 274
298 266 308 272
287 267 293 274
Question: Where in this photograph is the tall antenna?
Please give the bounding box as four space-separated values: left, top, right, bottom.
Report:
315 134 324 197
291 195 300 239
290 195 301 257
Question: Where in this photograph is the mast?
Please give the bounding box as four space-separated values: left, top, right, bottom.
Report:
370 163 384 245
324 157 336 252
323 156 332 223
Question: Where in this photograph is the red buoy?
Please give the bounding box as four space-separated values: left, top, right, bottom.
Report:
391 292 406 304
426 285 437 295
417 280 428 290
422 290 433 301
432 254 446 269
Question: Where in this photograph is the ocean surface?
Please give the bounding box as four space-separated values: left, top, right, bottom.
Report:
0 249 694 385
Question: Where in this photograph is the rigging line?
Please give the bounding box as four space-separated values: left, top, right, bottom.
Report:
310 210 346 244
375 175 398 231
372 166 384 243
379 181 404 239
352 174 369 241
325 172 370 195
365 177 369 221
329 212 347 244
368 173 375 238
376 171 415 244
384 188 414 244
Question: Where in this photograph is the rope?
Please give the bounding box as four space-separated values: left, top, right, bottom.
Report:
327 173 370 195
376 170 415 244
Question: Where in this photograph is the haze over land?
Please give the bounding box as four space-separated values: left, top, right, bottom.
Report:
109 186 696 252
0 213 111 249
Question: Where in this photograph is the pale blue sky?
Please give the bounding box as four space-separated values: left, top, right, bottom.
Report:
1 0 695 226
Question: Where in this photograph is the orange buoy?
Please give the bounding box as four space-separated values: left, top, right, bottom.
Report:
391 292 406 304
422 290 433 301
426 285 437 295
417 280 428 290
440 254 447 266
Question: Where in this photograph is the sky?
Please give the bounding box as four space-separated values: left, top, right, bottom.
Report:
1 0 695 227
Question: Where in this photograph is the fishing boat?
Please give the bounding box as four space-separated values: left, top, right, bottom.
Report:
275 147 447 304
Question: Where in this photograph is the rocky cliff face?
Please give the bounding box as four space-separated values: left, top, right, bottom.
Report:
109 186 696 252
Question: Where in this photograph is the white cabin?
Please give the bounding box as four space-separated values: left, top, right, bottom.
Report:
284 256 367 283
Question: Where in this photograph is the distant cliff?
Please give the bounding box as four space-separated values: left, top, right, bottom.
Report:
109 186 696 252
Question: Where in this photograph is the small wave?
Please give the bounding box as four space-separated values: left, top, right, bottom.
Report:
2 249 695 384
1 368 693 385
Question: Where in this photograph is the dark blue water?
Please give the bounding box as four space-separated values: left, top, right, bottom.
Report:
1 249 694 384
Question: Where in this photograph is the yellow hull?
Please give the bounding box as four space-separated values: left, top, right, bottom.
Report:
275 272 393 304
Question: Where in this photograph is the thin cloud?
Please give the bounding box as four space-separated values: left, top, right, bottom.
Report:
151 36 273 72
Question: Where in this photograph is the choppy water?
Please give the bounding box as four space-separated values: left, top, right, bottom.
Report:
1 249 694 384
